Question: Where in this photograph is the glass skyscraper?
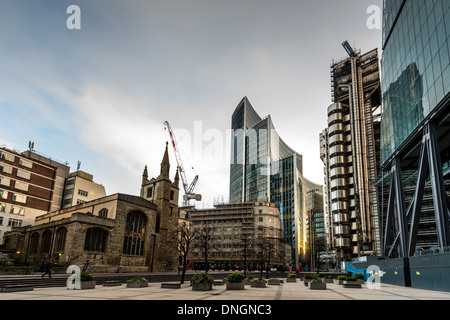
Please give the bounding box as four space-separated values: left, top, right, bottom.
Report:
379 0 450 258
229 97 324 268
381 0 450 164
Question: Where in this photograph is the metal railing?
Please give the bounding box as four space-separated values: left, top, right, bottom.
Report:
414 246 450 256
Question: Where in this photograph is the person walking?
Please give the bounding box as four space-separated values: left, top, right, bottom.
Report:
42 260 53 278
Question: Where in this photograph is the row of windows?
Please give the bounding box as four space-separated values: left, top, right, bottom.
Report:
0 203 25 215
0 217 23 227
0 151 32 168
25 211 146 255
0 190 27 203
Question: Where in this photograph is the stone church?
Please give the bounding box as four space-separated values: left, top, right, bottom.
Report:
3 143 181 273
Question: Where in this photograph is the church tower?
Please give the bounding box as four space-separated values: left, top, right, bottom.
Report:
140 142 180 271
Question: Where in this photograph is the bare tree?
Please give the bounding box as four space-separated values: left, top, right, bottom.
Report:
172 222 195 284
192 226 215 273
255 237 283 278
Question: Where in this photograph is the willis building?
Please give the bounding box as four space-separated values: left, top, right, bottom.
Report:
229 97 325 268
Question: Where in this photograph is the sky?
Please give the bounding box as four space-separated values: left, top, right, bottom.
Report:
0 0 382 207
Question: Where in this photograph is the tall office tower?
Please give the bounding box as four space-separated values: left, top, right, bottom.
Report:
320 47 382 261
230 97 324 267
379 0 450 258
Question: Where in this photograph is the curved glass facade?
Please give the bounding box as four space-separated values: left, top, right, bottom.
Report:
380 0 450 164
229 97 322 266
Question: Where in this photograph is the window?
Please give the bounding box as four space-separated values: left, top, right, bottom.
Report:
170 190 174 200
98 208 108 218
55 228 67 252
0 151 14 162
84 228 107 252
122 211 146 256
17 170 31 180
0 190 7 200
14 181 28 191
40 230 52 253
146 187 153 198
78 189 88 197
0 203 5 212
77 199 86 205
10 206 24 215
7 218 22 227
0 165 12 174
0 177 10 186
0 217 3 226
19 159 32 168
12 194 26 203
29 233 39 254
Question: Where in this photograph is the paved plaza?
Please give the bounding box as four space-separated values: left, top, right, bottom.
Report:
1 279 449 301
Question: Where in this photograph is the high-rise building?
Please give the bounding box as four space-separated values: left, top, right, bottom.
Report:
229 97 324 267
378 0 450 258
320 47 382 261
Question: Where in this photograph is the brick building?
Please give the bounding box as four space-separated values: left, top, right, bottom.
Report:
0 146 70 243
3 143 180 273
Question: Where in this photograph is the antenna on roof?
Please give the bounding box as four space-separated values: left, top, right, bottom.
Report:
77 161 81 171
342 40 357 58
28 141 35 152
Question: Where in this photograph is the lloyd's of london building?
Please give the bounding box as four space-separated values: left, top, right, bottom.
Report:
229 97 324 268
320 47 382 261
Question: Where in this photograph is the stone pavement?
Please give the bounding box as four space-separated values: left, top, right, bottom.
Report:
1 279 449 301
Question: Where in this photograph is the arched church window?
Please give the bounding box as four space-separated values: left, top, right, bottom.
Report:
29 232 39 254
41 230 52 253
55 227 67 252
84 228 108 253
98 208 108 218
122 211 146 256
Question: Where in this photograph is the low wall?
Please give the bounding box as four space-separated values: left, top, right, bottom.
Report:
0 266 34 275
347 253 450 292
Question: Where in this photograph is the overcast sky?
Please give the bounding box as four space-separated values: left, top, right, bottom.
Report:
0 0 382 207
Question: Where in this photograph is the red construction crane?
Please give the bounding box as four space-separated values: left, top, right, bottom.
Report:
164 121 202 205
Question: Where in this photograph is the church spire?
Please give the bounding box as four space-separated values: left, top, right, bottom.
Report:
173 168 180 188
159 142 170 179
142 165 148 185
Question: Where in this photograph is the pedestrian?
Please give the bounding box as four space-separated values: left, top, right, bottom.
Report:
82 259 90 272
42 260 52 278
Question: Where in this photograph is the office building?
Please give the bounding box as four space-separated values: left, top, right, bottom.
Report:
0 146 70 244
320 47 382 261
61 171 107 209
183 196 288 271
379 0 450 258
229 97 324 267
